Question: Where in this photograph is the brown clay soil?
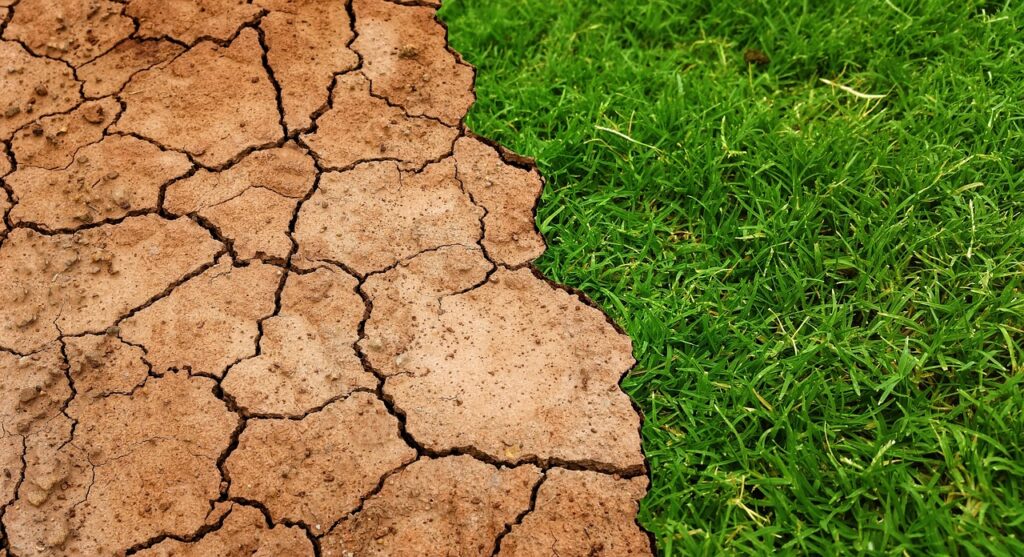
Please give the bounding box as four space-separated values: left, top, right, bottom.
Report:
0 1 650 555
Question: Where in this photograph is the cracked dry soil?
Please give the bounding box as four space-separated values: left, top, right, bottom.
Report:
0 0 651 555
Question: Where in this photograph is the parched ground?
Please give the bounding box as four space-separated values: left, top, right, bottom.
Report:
0 0 650 556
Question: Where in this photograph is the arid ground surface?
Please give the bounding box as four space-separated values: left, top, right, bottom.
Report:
0 1 650 555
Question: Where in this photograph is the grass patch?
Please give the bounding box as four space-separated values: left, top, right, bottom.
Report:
441 0 1024 554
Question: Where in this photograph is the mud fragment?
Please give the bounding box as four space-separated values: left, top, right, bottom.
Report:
361 245 491 365
0 40 80 141
302 72 458 170
454 136 546 265
0 216 222 353
114 29 282 167
363 249 644 472
257 0 358 133
3 417 84 557
0 346 69 435
226 392 416 528
77 39 184 99
7 135 192 230
120 257 282 377
353 0 474 126
323 456 540 557
293 159 482 275
9 97 120 169
3 0 134 66
497 469 652 556
0 345 67 509
64 334 150 397
164 144 315 261
136 504 314 556
126 0 262 45
5 373 238 556
223 267 376 416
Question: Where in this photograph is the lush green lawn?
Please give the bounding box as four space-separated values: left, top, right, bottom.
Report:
441 0 1024 554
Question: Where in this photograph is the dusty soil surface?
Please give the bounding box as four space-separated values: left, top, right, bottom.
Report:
0 1 650 555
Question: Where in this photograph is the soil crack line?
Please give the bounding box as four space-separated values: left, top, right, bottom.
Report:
490 471 547 556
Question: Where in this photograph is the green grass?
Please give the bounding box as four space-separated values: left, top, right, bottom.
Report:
440 0 1024 554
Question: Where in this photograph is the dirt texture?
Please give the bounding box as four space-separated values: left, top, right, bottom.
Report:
164 143 315 261
302 72 460 171
322 455 539 556
10 97 120 170
352 0 474 126
8 135 191 230
257 0 358 134
0 1 650 555
126 0 262 46
4 0 134 66
78 40 184 99
361 248 644 473
497 469 652 556
0 41 80 140
113 28 282 168
225 392 415 529
222 267 375 416
293 159 482 275
1 144 10 177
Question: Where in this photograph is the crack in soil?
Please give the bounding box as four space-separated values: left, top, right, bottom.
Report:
253 23 289 139
490 471 547 556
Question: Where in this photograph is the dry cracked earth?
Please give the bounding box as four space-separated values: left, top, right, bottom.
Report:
0 1 651 555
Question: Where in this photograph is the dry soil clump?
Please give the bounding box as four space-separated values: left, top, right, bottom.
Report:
0 1 651 555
